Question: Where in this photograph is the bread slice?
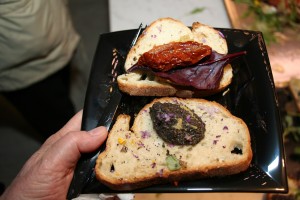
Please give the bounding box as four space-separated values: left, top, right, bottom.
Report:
95 97 252 191
118 18 232 97
123 18 228 71
118 64 232 97
191 22 228 55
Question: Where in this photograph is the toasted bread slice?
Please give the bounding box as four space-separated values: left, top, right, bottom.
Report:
95 97 252 191
118 18 232 97
118 64 232 97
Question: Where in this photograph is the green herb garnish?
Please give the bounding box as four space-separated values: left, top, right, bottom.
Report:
166 155 181 171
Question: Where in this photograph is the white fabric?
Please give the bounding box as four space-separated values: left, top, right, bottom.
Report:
0 0 80 91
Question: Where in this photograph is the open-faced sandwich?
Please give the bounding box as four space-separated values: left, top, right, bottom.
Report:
95 97 252 191
117 17 246 97
94 18 252 191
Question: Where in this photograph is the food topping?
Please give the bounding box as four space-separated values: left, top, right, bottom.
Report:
129 51 246 90
166 155 181 171
154 51 246 90
149 102 205 145
140 130 151 139
136 41 212 71
118 137 126 145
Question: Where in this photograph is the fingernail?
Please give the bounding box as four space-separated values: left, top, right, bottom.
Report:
88 126 107 136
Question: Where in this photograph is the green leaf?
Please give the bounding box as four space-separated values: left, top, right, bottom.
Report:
189 7 205 15
285 115 293 127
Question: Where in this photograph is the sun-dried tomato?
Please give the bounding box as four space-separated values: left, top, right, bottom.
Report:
137 41 212 72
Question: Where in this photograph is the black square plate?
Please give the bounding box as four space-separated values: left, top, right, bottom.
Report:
67 28 288 198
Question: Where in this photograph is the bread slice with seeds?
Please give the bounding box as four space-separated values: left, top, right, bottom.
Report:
95 97 252 191
117 18 232 97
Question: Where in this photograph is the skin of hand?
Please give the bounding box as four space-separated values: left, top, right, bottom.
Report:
1 110 108 200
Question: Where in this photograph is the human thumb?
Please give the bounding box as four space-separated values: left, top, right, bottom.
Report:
46 126 108 168
69 126 108 155
79 126 108 152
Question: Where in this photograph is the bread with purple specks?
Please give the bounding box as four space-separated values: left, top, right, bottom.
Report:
95 97 252 191
117 17 234 97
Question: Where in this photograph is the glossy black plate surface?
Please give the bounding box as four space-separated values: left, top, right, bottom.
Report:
67 28 288 198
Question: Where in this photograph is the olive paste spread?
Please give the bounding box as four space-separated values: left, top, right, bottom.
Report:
149 102 205 145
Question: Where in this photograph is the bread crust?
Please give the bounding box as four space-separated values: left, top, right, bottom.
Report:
117 72 177 96
95 97 252 191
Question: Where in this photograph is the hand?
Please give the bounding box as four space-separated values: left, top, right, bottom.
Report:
1 110 108 200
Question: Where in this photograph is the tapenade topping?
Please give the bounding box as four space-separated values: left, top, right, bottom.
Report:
149 102 205 145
